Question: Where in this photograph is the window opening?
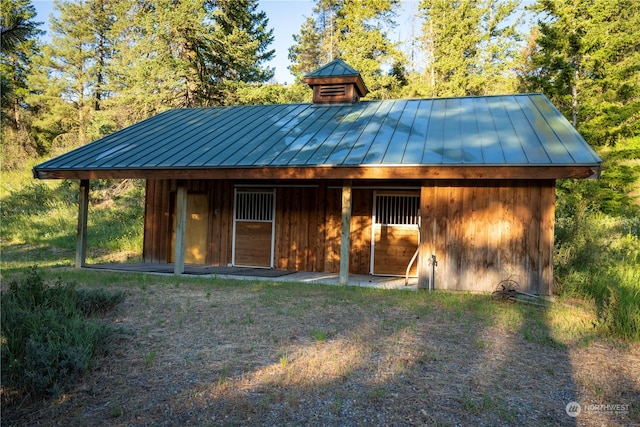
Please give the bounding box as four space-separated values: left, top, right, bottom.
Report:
374 194 419 225
235 191 274 222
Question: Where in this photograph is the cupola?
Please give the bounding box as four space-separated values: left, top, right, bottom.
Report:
304 59 369 104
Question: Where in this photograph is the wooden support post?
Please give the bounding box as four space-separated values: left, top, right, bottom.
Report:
339 180 352 285
75 179 89 268
174 184 187 275
418 184 430 289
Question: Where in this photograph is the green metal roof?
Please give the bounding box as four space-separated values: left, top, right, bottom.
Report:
33 94 602 180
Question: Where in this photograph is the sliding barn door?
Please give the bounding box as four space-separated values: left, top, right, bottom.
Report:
371 192 420 276
233 190 275 268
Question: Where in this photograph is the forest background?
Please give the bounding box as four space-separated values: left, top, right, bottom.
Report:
1 0 639 340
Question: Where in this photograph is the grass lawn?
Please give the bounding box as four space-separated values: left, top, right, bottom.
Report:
1 268 638 427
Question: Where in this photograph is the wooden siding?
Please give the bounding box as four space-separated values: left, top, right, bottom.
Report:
275 186 320 271
322 187 342 273
144 180 234 266
143 178 555 293
144 181 373 274
349 189 373 274
419 180 554 294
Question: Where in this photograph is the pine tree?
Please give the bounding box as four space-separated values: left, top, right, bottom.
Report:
288 16 323 77
418 0 521 97
204 0 275 105
26 0 117 151
335 0 404 98
0 0 43 169
107 0 211 117
522 0 587 126
108 0 274 114
577 0 639 144
477 0 522 94
288 0 405 99
522 0 639 145
88 0 115 112
315 0 340 63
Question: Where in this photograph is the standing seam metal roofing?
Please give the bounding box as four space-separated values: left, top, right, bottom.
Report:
33 94 602 174
304 58 360 78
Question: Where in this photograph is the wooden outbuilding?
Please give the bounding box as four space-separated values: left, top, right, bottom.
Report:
33 59 602 294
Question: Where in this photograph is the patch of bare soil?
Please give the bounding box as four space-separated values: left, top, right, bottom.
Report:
2 281 639 426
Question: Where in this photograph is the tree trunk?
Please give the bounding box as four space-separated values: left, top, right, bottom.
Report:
572 64 579 127
78 96 86 146
13 97 22 131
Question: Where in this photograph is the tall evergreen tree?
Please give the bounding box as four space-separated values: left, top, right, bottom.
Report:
27 0 117 150
89 0 115 111
288 16 323 77
580 0 640 144
288 0 405 99
0 0 42 169
418 0 521 97
204 0 275 104
315 0 340 64
477 0 522 93
109 0 274 116
522 0 639 144
335 0 404 98
521 0 587 126
107 0 211 117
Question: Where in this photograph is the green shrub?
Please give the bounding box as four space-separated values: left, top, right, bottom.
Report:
599 276 640 341
75 288 126 316
555 200 640 341
553 137 640 341
0 267 125 397
1 177 144 266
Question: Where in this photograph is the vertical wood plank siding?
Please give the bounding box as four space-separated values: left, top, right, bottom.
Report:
323 188 342 273
420 180 554 294
143 179 555 293
276 186 316 271
349 189 373 275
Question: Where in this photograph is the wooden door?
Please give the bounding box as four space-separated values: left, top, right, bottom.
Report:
371 192 420 276
169 193 209 264
233 190 275 268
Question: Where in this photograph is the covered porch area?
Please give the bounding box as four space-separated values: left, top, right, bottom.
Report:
83 263 419 290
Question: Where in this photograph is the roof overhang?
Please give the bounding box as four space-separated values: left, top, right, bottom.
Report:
33 164 602 181
30 95 604 181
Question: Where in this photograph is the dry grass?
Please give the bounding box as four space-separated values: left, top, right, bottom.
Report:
2 272 639 427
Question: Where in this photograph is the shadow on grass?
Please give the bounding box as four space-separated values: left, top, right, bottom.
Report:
1 272 605 427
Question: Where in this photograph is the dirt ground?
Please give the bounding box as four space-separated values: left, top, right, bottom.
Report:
2 278 639 427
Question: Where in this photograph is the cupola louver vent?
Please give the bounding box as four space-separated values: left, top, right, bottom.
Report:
304 59 369 105
320 84 347 98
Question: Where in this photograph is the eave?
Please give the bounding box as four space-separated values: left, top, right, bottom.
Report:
33 164 601 181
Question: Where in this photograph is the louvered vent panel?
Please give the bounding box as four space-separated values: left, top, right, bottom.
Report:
320 84 347 97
